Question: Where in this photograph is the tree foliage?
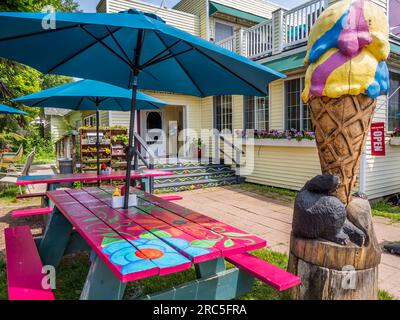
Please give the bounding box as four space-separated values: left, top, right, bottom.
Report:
0 0 79 152
0 0 80 13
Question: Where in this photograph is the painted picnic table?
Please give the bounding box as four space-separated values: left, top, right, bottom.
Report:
41 187 267 300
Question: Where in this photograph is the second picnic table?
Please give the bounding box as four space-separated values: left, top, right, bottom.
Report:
36 187 300 300
16 169 172 192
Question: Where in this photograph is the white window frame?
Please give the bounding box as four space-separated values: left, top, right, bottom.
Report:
387 68 400 132
283 76 311 131
243 89 270 131
84 114 97 127
214 95 233 132
214 18 235 43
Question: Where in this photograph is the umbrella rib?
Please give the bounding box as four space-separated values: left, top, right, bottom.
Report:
152 33 204 97
47 26 126 74
79 25 134 69
0 24 79 42
141 38 182 68
105 26 134 66
76 96 86 110
143 48 193 68
114 98 125 111
189 44 267 96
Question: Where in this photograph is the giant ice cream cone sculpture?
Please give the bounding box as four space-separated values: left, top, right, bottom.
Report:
302 0 390 205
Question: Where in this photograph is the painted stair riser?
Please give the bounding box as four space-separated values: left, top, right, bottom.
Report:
154 173 235 185
155 178 244 194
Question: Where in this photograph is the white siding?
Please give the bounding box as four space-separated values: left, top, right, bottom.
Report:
174 0 208 39
365 95 400 199
50 116 68 142
105 0 200 35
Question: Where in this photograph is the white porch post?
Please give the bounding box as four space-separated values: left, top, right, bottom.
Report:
272 8 286 54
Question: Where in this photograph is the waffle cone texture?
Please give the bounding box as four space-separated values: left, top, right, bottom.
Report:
309 95 376 205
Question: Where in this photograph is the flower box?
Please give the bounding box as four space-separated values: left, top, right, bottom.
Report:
390 137 400 146
244 139 316 147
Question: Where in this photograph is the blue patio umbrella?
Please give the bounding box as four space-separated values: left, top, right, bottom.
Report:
0 104 27 115
0 9 285 207
13 79 167 180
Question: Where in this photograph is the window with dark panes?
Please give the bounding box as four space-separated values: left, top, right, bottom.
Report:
388 72 400 131
244 92 269 130
285 77 312 131
214 95 233 132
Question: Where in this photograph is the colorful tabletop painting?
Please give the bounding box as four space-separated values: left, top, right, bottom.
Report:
47 188 266 283
16 169 173 186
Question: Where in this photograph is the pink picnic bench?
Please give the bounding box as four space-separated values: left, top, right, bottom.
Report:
158 195 183 201
11 207 53 218
4 226 55 300
16 192 47 199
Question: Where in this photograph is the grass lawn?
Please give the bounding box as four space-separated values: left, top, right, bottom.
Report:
0 186 25 203
371 200 400 223
238 183 298 202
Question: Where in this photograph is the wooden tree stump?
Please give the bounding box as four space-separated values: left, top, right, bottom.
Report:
287 234 381 300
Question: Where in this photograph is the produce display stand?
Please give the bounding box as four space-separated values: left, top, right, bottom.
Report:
79 127 128 174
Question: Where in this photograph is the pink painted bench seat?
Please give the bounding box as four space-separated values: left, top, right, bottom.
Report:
16 192 47 199
226 253 301 291
5 226 55 300
12 207 53 218
159 195 183 202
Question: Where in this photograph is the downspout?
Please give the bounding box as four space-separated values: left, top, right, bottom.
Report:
359 149 367 195
205 0 210 40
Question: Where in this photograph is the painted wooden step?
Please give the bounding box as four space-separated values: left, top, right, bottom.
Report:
153 171 236 184
155 164 231 172
154 176 241 189
5 226 55 300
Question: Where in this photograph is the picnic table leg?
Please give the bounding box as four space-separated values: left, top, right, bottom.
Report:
38 206 73 269
80 252 126 300
195 257 226 278
142 258 254 300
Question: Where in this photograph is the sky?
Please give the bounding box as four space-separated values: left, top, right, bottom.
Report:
77 0 308 12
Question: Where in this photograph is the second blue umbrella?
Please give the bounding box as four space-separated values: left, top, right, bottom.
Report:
13 79 167 181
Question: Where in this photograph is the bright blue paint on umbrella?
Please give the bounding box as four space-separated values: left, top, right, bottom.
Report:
0 9 286 208
0 10 285 96
12 79 167 111
0 104 27 115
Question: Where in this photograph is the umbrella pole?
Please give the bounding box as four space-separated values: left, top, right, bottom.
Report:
124 30 145 209
124 73 139 209
96 103 100 187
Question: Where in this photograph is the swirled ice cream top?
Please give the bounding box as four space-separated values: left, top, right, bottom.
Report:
302 0 390 103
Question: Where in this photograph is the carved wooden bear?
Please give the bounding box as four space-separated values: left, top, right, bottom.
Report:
292 175 366 246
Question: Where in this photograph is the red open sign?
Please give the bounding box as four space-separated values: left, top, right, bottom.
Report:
371 122 386 156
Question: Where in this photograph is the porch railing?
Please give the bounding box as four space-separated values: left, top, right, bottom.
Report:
244 20 273 59
215 35 236 52
284 0 327 49
134 132 156 193
214 133 245 182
